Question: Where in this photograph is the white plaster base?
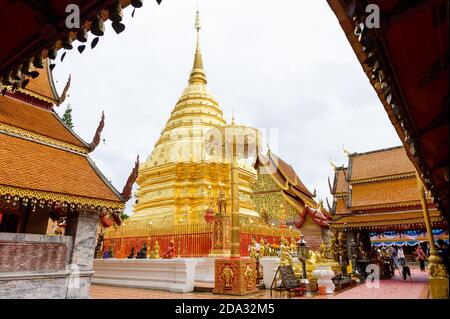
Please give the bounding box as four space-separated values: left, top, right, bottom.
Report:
195 258 215 284
93 258 198 293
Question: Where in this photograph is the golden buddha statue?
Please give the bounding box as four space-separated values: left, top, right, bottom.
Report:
250 238 258 260
330 233 339 261
149 240 160 259
259 239 266 258
279 237 294 268
319 240 327 257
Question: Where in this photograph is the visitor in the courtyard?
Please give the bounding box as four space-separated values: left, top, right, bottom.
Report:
398 246 406 266
415 245 426 272
436 239 449 273
390 245 399 269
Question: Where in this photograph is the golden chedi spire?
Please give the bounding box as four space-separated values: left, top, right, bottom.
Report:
189 8 207 85
125 8 259 228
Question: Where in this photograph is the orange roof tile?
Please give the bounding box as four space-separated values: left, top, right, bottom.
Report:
350 146 415 181
331 210 443 229
0 95 86 148
334 168 348 194
335 198 347 214
21 61 59 104
0 133 120 203
265 151 316 198
351 177 420 208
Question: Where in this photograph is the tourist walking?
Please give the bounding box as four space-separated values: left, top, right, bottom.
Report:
390 245 399 269
415 245 426 272
398 246 406 266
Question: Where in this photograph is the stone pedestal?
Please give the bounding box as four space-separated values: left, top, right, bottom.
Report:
213 257 258 295
64 209 99 298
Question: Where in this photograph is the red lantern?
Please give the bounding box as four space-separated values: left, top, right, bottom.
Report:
204 207 214 224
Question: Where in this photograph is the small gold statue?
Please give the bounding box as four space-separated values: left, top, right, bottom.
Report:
259 239 266 258
319 240 327 257
330 233 339 261
149 240 160 259
249 238 258 260
280 237 294 268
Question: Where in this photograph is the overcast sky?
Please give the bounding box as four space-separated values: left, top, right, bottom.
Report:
53 0 401 214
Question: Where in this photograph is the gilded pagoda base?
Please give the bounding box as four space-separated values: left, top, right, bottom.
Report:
429 277 449 299
213 258 258 295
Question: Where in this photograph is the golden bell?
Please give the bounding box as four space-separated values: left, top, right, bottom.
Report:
47 47 57 60
76 26 88 42
62 33 73 50
33 55 45 69
131 0 143 8
91 16 105 36
109 1 123 22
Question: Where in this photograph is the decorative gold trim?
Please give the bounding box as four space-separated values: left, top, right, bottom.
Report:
330 216 444 230
0 123 88 154
19 87 58 104
3 85 57 105
0 184 124 210
350 172 416 184
349 200 430 211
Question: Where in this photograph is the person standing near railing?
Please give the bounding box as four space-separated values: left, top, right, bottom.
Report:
415 245 426 272
398 245 406 266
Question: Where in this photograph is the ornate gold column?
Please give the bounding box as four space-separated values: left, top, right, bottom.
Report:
211 118 259 295
416 172 448 299
230 137 240 258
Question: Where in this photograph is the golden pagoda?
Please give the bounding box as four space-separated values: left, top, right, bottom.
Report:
126 10 260 228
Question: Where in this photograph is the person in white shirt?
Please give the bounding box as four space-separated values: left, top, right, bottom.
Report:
398 246 406 266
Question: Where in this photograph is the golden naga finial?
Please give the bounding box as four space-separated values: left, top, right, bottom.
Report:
329 159 337 170
231 109 235 125
343 144 351 156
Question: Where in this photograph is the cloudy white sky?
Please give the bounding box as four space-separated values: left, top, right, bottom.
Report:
53 0 401 214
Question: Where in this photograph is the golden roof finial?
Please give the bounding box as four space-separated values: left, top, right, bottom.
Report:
189 3 207 85
329 159 337 170
343 144 351 156
231 109 235 125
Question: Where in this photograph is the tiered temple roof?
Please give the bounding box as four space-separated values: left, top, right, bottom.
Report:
253 150 332 227
0 63 124 216
330 146 446 231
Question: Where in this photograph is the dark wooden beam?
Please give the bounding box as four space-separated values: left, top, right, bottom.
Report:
22 0 57 23
384 0 442 28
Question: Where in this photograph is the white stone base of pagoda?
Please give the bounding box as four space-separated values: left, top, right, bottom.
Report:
194 257 215 284
92 258 199 293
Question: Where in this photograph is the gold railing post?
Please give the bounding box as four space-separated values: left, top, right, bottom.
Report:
416 172 448 299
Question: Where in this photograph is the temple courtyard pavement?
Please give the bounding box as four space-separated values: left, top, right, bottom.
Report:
90 265 429 299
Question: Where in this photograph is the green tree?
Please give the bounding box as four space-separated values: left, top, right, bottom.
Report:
61 104 74 129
